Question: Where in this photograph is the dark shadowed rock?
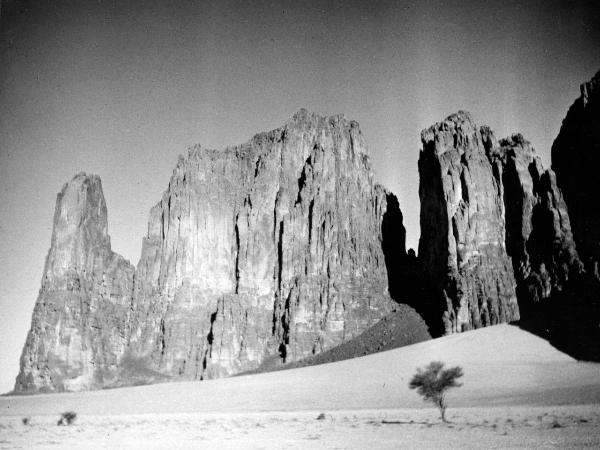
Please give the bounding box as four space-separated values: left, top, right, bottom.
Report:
418 111 585 335
552 70 600 274
486 133 581 317
14 174 134 392
418 112 519 335
540 70 600 361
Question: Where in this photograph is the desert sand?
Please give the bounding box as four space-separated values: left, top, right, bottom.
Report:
1 324 599 448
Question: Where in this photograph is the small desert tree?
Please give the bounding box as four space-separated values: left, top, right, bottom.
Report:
57 411 77 426
408 361 463 422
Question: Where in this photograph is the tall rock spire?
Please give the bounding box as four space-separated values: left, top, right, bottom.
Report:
15 173 134 392
418 112 519 335
418 111 583 336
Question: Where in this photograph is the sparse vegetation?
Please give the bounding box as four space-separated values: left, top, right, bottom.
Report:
57 411 77 426
409 361 463 422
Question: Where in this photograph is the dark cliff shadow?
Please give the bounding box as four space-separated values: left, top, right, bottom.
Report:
381 192 405 302
552 85 600 269
514 272 600 362
381 192 443 337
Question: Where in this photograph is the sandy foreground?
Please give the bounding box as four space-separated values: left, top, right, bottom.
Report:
1 406 600 449
1 325 599 448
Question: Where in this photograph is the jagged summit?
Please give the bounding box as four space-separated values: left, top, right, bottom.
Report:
180 109 370 165
69 171 95 181
486 133 537 163
499 133 529 147
420 110 479 156
288 108 358 128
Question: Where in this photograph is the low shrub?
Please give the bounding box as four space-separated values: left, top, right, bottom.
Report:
57 411 77 426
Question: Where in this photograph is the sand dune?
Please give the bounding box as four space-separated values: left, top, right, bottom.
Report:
2 324 599 416
1 324 599 448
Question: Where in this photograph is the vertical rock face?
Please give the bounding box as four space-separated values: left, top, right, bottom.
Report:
418 112 519 335
127 109 399 381
14 174 134 392
487 134 581 315
548 70 600 361
14 110 406 392
418 111 583 335
552 70 600 274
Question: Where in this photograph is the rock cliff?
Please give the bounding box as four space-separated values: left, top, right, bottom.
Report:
552 70 600 274
418 112 583 335
16 110 411 392
126 109 400 381
487 134 581 316
14 174 134 392
548 70 600 361
418 112 519 334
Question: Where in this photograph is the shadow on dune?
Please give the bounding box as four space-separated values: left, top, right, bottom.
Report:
514 272 600 362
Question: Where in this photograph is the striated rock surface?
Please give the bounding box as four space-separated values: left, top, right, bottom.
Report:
418 112 519 335
13 110 424 392
14 174 134 392
125 109 401 381
418 111 584 336
552 70 600 273
487 133 581 316
246 304 431 374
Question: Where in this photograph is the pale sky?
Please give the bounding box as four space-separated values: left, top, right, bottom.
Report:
0 0 598 394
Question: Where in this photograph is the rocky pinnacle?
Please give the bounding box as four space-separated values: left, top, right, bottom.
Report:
419 111 583 335
14 174 134 392
418 112 519 334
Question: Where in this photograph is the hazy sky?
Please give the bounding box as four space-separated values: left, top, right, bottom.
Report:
0 0 598 393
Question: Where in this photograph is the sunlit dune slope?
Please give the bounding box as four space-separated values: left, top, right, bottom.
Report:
2 324 599 417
